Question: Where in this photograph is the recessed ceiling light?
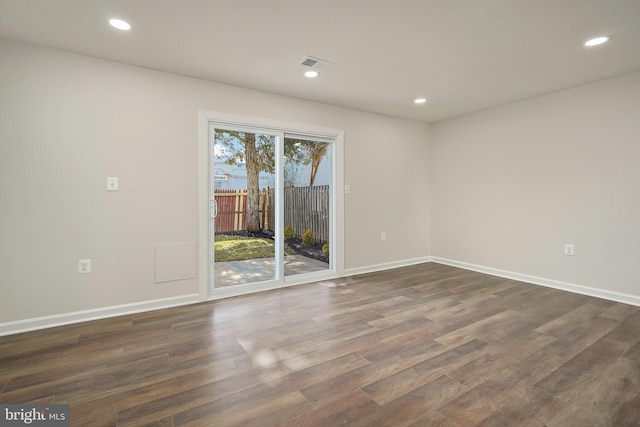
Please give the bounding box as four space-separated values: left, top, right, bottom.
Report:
304 70 319 78
584 36 609 47
109 18 132 31
414 98 427 104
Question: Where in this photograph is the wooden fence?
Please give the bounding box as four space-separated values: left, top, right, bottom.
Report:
213 189 272 234
213 185 329 244
283 185 329 244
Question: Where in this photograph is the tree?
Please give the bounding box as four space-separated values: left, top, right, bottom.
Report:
215 130 274 232
284 139 330 186
307 142 329 186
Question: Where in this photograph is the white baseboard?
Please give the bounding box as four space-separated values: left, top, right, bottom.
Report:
344 256 432 277
0 294 201 337
431 257 640 307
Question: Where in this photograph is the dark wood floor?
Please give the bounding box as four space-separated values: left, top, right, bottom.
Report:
2 263 640 426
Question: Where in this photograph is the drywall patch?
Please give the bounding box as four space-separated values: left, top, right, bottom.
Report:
155 242 196 283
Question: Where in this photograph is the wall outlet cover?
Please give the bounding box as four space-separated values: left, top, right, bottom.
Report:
78 259 91 274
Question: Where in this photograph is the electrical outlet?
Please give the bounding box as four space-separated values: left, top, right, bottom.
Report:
564 244 575 256
381 232 387 241
78 259 91 274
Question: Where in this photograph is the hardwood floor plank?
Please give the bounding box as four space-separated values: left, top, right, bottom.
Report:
442 350 567 426
362 339 489 405
544 356 640 426
137 418 174 427
489 346 568 394
356 324 447 364
283 389 379 427
534 302 607 337
246 323 377 368
536 337 628 402
63 359 239 425
436 378 505 426
624 340 640 361
362 375 468 427
329 316 434 354
475 385 564 427
440 348 568 425
598 302 640 322
312 295 412 322
424 300 508 330
408 411 461 427
434 309 525 347
516 290 588 325
59 357 238 408
265 351 370 392
117 352 368 426
172 389 310 427
604 310 640 345
475 314 542 345
0 341 125 380
610 389 640 427
300 340 445 406
540 315 618 359
447 330 557 389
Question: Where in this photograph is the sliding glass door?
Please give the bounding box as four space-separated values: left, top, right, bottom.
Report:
206 120 338 296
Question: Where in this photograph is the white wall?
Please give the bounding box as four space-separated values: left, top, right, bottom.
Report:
430 71 640 300
0 40 431 327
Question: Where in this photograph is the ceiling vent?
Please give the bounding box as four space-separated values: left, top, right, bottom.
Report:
300 55 334 70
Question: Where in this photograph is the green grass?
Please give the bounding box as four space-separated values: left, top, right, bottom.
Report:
214 235 296 262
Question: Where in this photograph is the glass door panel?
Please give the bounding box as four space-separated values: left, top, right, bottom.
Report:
211 127 278 288
283 137 332 277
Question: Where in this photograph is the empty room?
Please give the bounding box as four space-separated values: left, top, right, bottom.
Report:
1 0 640 425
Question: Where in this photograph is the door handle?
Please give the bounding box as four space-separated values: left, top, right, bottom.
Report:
210 199 218 218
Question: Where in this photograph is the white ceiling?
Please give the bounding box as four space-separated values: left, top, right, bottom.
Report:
1 0 639 123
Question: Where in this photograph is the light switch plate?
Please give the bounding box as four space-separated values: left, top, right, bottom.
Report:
107 177 118 191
